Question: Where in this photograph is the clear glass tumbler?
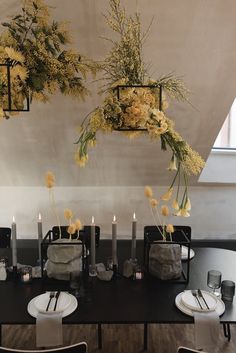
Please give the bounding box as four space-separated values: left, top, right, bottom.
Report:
207 270 222 296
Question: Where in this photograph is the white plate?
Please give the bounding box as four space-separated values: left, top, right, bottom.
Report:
27 293 78 318
175 292 225 317
181 246 195 260
34 292 72 314
181 290 217 312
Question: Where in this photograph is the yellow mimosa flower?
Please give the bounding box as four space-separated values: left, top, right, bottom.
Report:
161 205 169 217
144 186 153 199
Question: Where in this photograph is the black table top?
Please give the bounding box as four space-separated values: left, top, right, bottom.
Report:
0 242 235 325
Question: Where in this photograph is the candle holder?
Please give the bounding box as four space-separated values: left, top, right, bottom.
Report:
20 266 32 284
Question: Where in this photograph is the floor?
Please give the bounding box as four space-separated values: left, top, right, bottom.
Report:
2 323 236 352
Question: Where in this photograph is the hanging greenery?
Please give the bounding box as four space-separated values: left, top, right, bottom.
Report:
74 0 205 219
0 0 99 118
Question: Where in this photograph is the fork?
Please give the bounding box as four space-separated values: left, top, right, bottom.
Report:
191 290 203 310
46 291 55 311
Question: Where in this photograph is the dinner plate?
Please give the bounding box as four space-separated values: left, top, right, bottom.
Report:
181 246 195 260
181 290 217 312
34 292 72 313
27 292 78 318
175 292 225 317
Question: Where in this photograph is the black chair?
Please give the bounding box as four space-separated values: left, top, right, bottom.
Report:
0 228 11 248
52 226 78 240
79 225 100 248
178 347 207 353
0 342 87 353
51 226 100 246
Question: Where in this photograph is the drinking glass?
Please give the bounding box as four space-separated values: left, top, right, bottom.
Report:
221 280 235 302
207 270 222 296
70 270 82 298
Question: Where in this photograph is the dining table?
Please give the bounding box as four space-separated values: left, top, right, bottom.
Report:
0 239 235 350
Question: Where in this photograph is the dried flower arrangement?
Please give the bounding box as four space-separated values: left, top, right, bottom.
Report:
75 0 205 220
45 171 82 240
0 0 99 118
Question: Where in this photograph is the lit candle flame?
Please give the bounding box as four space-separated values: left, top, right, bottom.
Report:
133 212 136 220
12 216 15 223
38 213 42 221
91 216 95 224
113 215 116 222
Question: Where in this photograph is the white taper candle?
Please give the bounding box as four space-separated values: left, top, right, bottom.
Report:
91 216 96 269
112 215 117 265
131 212 137 261
11 216 17 267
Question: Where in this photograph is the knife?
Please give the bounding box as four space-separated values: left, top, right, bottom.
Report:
53 291 61 311
198 289 210 310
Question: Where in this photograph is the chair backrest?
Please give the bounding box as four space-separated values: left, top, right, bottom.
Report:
52 226 78 240
0 227 11 248
79 225 100 248
178 347 206 353
144 225 191 242
0 342 87 353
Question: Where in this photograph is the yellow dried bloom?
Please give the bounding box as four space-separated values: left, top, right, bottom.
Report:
150 198 158 208
64 208 73 220
74 153 88 167
161 205 169 217
161 188 173 201
45 171 55 188
180 208 190 217
144 186 153 199
167 155 177 171
5 47 25 63
10 66 28 81
67 223 76 235
0 107 4 119
172 199 180 210
166 224 174 233
75 219 82 231
185 198 191 211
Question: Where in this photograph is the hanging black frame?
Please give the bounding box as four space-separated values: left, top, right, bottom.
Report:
0 63 30 112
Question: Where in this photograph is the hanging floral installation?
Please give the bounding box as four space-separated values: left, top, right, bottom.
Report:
75 0 205 219
0 0 99 118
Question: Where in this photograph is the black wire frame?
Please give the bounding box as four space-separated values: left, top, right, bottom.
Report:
0 63 30 112
113 84 163 131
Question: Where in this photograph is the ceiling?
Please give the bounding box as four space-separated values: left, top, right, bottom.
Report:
1 0 236 187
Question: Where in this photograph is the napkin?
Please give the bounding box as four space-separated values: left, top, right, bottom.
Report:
36 311 63 347
194 311 220 352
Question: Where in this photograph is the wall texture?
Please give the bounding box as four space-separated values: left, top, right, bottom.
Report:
1 185 235 240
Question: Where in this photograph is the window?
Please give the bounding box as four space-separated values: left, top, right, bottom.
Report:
213 98 236 149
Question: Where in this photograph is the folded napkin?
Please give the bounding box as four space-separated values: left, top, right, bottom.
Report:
194 311 220 352
36 311 63 347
